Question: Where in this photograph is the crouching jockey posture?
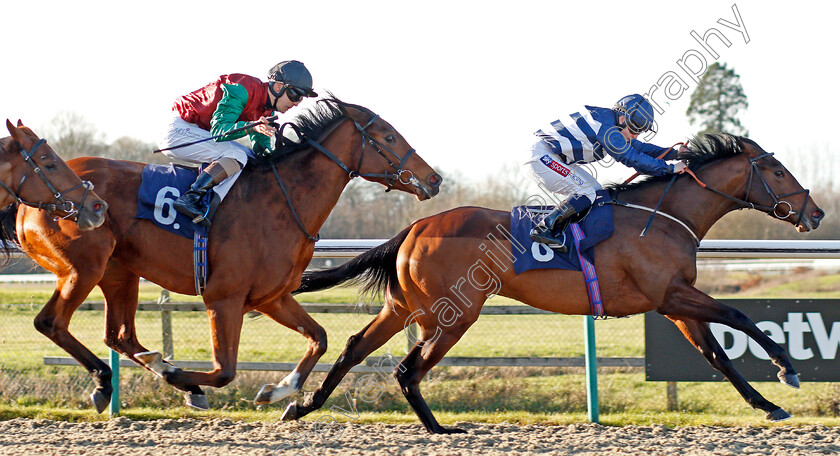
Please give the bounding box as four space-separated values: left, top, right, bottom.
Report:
523 94 688 252
158 60 318 227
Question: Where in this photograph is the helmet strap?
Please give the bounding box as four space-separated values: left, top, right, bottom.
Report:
267 82 287 111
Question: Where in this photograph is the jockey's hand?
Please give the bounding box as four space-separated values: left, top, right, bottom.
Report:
252 116 277 137
672 161 688 174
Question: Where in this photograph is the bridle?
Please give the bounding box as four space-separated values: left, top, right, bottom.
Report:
269 110 421 242
684 147 811 226
304 114 418 191
0 138 94 221
620 142 812 244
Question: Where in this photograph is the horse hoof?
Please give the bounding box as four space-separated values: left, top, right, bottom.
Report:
254 381 298 405
435 426 467 434
185 393 209 410
281 402 299 421
90 389 111 414
254 384 275 405
766 408 791 422
779 372 800 389
135 351 178 378
135 350 160 365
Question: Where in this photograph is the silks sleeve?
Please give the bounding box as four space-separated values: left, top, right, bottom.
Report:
210 83 252 141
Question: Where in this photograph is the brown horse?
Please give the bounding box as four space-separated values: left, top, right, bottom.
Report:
0 120 107 231
0 98 441 412
283 134 824 433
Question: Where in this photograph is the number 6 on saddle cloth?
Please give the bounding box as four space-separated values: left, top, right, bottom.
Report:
510 191 615 317
510 190 614 274
136 164 212 293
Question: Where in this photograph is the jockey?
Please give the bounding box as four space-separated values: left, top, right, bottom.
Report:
523 94 688 252
158 60 318 227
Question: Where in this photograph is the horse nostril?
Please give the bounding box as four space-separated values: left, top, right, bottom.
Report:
813 209 825 220
428 173 442 187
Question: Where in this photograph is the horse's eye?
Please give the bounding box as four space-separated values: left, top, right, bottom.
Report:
385 135 396 144
775 170 784 177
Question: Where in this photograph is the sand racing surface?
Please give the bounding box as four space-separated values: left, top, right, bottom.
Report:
1 418 840 455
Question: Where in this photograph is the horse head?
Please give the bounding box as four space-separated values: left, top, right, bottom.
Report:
735 136 824 232
686 134 824 233
338 102 442 200
3 120 108 230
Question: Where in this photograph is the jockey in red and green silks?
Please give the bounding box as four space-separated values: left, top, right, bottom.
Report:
158 60 318 227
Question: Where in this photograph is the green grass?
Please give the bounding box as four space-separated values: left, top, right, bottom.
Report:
3 272 840 423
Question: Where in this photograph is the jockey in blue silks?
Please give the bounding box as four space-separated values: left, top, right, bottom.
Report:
523 94 688 252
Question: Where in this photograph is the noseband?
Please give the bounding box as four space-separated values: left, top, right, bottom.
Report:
0 139 94 222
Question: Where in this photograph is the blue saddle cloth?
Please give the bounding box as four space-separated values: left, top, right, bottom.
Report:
136 164 209 239
510 191 614 274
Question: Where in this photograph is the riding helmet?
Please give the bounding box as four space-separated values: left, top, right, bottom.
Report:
268 61 318 97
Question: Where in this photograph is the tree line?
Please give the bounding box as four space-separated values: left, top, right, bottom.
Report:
33 105 837 241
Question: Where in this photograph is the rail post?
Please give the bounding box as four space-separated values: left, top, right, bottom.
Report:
584 315 599 423
109 349 120 416
159 290 174 360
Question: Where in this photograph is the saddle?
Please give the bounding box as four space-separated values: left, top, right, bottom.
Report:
509 190 615 275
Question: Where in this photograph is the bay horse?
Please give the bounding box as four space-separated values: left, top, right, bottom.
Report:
0 98 441 412
282 134 825 433
0 120 107 232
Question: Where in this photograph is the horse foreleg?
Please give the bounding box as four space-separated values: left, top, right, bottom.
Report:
252 294 327 405
99 266 206 401
396 323 473 434
660 282 799 388
283 305 405 421
666 316 790 421
34 277 112 413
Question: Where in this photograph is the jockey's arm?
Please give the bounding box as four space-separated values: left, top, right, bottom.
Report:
631 139 679 160
210 83 272 154
598 128 675 176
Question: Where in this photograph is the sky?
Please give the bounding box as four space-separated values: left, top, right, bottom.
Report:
1 0 838 185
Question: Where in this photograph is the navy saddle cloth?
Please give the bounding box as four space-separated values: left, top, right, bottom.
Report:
136 164 210 238
510 190 614 274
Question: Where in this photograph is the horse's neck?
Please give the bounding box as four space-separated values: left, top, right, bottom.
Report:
624 161 750 241
257 121 358 237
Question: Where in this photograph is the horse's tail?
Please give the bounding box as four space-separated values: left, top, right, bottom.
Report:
0 204 20 261
293 225 413 297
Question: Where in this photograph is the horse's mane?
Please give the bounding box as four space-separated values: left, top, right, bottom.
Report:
604 133 745 193
250 94 376 168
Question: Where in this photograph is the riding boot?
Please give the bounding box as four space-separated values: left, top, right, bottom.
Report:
174 172 216 227
529 199 585 253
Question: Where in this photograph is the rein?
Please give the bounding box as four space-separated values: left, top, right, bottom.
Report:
0 139 93 222
616 144 811 245
269 113 418 241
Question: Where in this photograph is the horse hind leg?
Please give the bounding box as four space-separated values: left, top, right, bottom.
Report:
282 304 407 421
251 294 328 405
134 294 246 408
667 316 790 421
98 265 207 407
34 277 112 413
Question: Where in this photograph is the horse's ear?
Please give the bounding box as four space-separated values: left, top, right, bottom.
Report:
6 119 25 143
